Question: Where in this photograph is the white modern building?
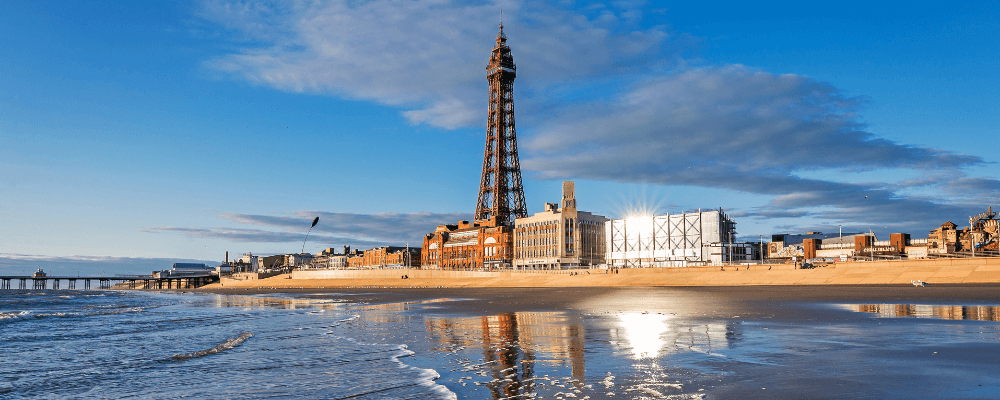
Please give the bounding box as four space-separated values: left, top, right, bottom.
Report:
605 208 745 267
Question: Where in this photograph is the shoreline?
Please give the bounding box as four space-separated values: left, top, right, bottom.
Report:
189 257 1000 294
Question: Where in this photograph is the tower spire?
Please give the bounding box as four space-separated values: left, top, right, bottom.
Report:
476 22 527 226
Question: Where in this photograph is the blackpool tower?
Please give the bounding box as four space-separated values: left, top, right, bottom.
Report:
475 23 527 226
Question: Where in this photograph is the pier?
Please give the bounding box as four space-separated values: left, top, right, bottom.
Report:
0 275 217 290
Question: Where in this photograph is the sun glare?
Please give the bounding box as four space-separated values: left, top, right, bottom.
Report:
625 215 656 236
617 312 670 359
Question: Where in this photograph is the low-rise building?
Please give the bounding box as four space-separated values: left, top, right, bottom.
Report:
238 253 284 271
348 246 421 269
513 181 608 269
286 253 314 267
771 232 871 260
779 232 915 261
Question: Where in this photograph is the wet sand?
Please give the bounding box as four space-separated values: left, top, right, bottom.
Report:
213 284 1000 399
196 284 1000 319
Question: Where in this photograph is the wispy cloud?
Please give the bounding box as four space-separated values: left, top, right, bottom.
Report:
144 211 471 249
142 227 329 243
200 0 677 128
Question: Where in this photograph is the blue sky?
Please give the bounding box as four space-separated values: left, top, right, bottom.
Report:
2 1 998 273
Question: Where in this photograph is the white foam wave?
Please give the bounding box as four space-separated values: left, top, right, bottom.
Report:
390 344 458 400
84 307 148 316
0 311 31 321
325 315 360 328
35 312 78 318
322 327 456 399
171 332 254 361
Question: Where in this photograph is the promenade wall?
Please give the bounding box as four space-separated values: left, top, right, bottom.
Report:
243 257 1000 288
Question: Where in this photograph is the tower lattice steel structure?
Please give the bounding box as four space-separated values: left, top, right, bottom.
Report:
475 23 527 226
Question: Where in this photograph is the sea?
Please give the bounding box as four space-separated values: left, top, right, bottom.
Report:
3 288 1000 399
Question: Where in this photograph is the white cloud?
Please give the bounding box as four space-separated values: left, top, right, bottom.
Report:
201 0 674 128
521 65 998 231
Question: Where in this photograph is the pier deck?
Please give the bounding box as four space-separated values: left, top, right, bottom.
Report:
0 275 217 290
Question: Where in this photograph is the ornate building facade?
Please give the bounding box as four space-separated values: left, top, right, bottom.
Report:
422 220 513 270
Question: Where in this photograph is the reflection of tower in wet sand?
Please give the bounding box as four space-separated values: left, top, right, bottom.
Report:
423 311 589 398
480 313 529 399
568 322 586 383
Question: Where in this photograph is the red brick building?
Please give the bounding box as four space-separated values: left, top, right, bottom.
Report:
346 246 420 269
422 217 514 270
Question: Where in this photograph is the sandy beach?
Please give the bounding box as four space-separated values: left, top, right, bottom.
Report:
196 257 1000 295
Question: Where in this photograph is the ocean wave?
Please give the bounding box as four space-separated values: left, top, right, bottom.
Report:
171 332 254 361
333 315 359 325
83 306 149 316
392 345 459 400
0 311 31 321
321 327 457 400
34 312 78 318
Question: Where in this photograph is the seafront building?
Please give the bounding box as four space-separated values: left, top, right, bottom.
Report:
769 232 869 260
422 219 513 270
237 253 283 272
513 181 608 269
301 246 420 269
347 246 421 269
771 208 1000 262
605 208 743 267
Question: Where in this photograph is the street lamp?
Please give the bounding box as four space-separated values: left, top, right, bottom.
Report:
301 216 320 254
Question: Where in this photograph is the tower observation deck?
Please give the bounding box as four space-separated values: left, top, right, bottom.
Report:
475 23 527 226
